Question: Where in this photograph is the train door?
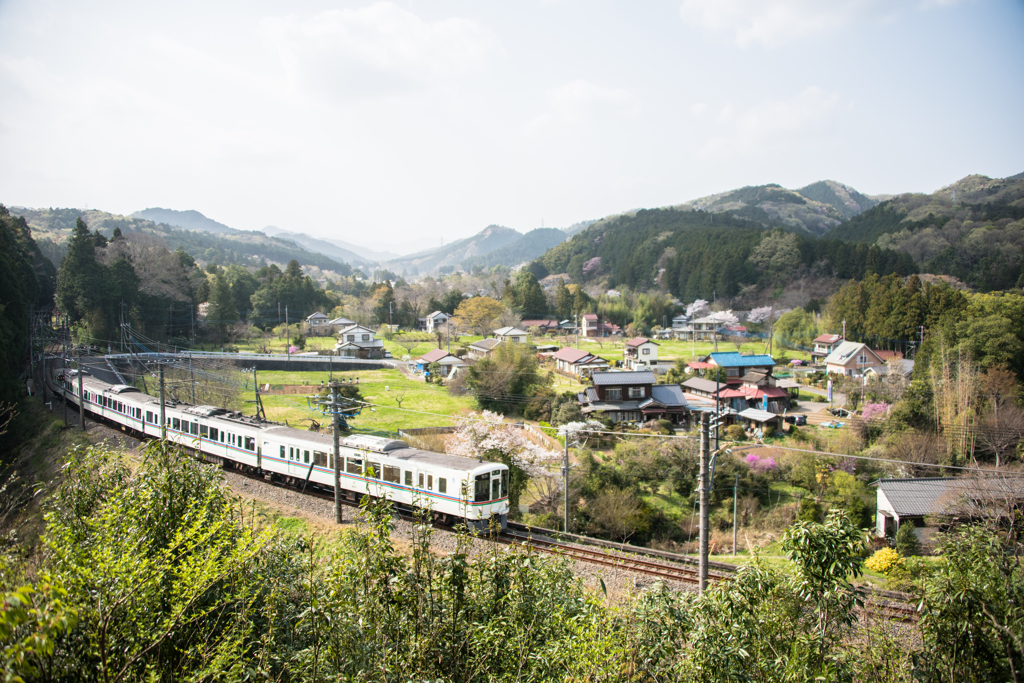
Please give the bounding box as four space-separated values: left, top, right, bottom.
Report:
491 470 502 502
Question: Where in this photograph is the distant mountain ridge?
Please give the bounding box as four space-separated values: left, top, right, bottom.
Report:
262 226 399 263
133 208 239 235
461 228 568 271
384 225 523 275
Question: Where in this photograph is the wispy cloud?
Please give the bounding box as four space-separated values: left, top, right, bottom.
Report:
525 79 638 135
697 86 840 157
262 3 502 99
679 0 880 47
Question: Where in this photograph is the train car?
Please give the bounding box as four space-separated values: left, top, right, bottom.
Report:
47 364 509 529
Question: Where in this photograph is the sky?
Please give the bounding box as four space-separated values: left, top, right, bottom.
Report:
2 0 1023 254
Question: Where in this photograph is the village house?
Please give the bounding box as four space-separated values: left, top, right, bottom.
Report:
466 337 501 360
701 352 776 385
811 334 844 363
327 316 356 333
414 348 468 378
623 337 660 371
493 326 529 344
334 324 385 359
823 341 885 377
578 370 687 424
551 347 609 378
671 314 689 332
521 319 560 333
417 311 450 333
580 313 620 337
306 311 330 335
676 316 722 341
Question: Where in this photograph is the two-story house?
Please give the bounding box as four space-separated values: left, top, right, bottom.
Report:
580 313 620 338
551 347 609 378
623 337 660 371
578 370 687 424
467 337 501 360
824 341 885 377
811 334 844 363
671 314 689 333
677 316 722 341
415 348 468 378
701 352 776 385
334 324 385 359
418 311 450 333
306 312 330 335
493 326 529 344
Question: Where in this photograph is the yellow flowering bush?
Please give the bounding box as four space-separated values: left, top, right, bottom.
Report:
865 547 904 575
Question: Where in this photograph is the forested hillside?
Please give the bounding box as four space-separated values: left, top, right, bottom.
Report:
384 224 522 275
462 228 567 270
826 173 1024 291
14 207 353 276
0 205 54 402
533 208 913 300
133 207 238 235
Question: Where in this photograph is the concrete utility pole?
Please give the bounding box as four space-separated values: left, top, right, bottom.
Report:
77 345 85 432
62 319 67 427
286 305 289 359
563 436 570 533
699 412 710 592
732 473 739 556
333 382 343 525
158 362 167 439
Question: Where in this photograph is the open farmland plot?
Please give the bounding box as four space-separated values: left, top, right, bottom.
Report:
253 368 477 433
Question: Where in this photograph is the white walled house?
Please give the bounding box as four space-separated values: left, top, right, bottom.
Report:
824 341 885 377
334 325 385 359
493 326 529 344
623 337 660 371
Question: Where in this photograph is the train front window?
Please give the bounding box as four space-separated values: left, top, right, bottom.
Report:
474 474 489 502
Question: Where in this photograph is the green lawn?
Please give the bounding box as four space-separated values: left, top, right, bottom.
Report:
253 368 477 434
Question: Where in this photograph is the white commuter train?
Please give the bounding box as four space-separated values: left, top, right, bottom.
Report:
50 367 509 529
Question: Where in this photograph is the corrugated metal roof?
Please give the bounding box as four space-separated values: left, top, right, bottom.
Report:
737 408 779 422
877 477 1024 518
681 377 724 394
552 347 591 363
708 352 775 368
591 370 656 386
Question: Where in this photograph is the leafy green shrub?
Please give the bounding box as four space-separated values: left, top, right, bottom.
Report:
798 498 822 523
813 394 827 403
886 556 932 593
656 419 674 433
724 424 746 441
763 425 776 438
865 547 904 575
895 523 920 556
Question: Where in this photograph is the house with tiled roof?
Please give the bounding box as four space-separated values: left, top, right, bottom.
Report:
417 311 450 333
875 476 1024 540
623 337 659 371
334 325 385 359
521 319 560 332
551 347 608 378
306 311 330 335
467 337 502 360
414 348 467 378
493 327 529 344
580 313 620 338
811 334 844 362
578 370 688 424
824 341 885 377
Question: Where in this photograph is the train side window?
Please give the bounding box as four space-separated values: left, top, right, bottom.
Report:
191 422 199 436
209 427 218 441
313 451 326 466
383 465 400 483
329 453 334 470
244 437 255 451
427 475 433 491
200 425 208 438
438 478 446 494
280 446 285 459
220 432 224 443
418 473 424 488
146 411 153 423
346 458 362 475
172 418 180 431
404 471 412 486
366 462 379 479
304 450 309 464
474 474 489 502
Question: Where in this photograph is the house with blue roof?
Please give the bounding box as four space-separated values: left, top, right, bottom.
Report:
701 352 776 385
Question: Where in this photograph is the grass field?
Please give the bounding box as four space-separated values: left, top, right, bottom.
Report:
253 368 478 434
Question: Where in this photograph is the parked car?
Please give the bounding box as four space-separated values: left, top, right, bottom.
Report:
784 414 807 425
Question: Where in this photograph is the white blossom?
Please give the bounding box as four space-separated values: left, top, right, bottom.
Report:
686 299 710 318
748 305 774 324
444 411 560 477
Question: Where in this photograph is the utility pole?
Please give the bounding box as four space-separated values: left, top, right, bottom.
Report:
563 436 570 533
332 381 343 525
732 473 739 556
389 301 393 331
62 318 67 427
76 345 85 432
842 318 846 341
159 362 166 440
699 412 710 592
286 305 289 358
575 313 579 349
189 351 195 404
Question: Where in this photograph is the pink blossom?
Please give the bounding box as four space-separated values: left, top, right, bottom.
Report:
861 402 891 422
583 256 602 275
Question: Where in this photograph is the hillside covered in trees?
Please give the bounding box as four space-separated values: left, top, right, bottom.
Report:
14 207 353 276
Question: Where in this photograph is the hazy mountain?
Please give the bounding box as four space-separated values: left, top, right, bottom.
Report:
796 180 882 220
461 228 568 270
385 224 522 275
133 208 239 235
677 182 876 236
262 227 399 262
562 219 599 237
15 207 353 276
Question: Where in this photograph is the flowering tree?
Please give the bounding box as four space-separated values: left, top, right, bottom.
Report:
445 411 560 513
687 299 709 318
861 402 891 421
557 420 606 448
748 306 774 325
709 310 739 325
582 257 602 276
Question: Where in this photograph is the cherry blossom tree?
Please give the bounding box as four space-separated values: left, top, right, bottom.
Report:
748 306 774 325
686 299 709 318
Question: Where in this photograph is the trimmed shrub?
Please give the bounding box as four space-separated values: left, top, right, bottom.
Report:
724 424 746 441
865 547 904 575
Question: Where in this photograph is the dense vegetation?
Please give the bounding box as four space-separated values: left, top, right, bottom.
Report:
1 440 1020 682
0 206 55 403
534 209 914 299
